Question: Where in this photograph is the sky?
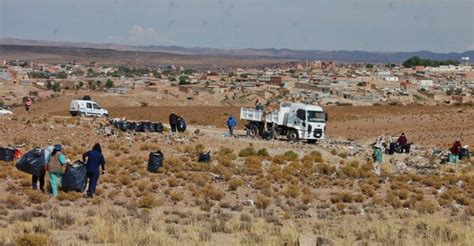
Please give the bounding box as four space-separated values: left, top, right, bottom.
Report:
0 0 473 52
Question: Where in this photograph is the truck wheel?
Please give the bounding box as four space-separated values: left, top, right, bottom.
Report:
80 112 86 117
307 140 317 144
287 129 299 142
249 124 259 138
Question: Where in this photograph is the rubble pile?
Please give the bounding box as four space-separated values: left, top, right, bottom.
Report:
165 133 198 145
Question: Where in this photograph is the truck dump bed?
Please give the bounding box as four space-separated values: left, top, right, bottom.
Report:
240 108 264 121
240 108 281 124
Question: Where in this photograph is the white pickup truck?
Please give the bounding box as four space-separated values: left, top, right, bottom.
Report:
240 102 328 143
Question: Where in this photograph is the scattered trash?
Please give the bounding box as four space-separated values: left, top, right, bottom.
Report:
243 200 255 206
394 161 408 174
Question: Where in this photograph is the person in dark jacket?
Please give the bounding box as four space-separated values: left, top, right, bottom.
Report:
32 174 45 192
396 133 407 146
450 139 462 164
226 115 237 136
82 143 105 198
169 112 178 133
396 133 409 153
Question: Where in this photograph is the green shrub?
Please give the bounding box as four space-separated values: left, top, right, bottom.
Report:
16 234 48 246
239 146 257 157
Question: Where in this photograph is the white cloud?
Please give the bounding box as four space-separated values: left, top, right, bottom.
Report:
128 25 161 44
108 25 173 45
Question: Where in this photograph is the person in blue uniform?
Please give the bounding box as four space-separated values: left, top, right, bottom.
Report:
82 143 106 198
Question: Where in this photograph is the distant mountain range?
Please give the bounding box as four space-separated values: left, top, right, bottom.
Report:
1 38 473 63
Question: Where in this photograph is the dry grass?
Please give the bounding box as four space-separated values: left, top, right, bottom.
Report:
137 194 159 208
16 233 49 246
202 185 225 201
57 192 82 202
228 178 245 191
170 191 185 202
25 190 49 204
316 162 336 175
283 184 300 199
4 194 23 209
255 194 272 209
242 156 263 176
415 200 439 214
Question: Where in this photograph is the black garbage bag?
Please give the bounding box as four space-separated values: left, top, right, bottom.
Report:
0 147 15 162
262 131 273 141
116 121 125 131
148 122 157 132
63 160 87 192
127 122 137 131
460 148 470 160
142 122 153 132
148 151 164 173
198 151 211 163
388 143 397 155
135 122 145 132
121 121 131 131
153 123 164 133
112 119 120 128
16 148 46 176
177 117 186 132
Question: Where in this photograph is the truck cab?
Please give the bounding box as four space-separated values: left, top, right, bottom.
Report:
69 99 108 117
285 103 328 142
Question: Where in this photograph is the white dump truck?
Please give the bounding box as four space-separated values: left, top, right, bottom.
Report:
240 102 328 143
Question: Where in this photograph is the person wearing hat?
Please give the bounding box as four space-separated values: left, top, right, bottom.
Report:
372 143 383 176
46 144 67 197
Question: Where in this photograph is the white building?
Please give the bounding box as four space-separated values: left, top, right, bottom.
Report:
383 76 399 82
419 80 434 89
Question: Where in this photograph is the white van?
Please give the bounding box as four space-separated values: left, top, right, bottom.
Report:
69 100 109 117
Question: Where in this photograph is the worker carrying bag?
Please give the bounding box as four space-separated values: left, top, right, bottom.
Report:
16 148 46 176
148 151 164 173
63 160 88 192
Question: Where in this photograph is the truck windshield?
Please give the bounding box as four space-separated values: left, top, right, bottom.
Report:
307 111 325 122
